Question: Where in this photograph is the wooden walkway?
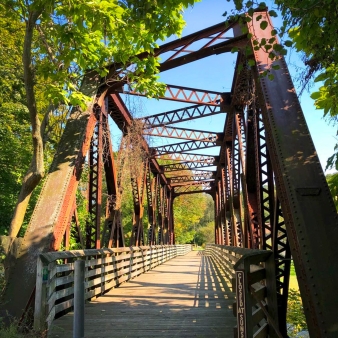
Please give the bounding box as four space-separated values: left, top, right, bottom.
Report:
48 251 236 338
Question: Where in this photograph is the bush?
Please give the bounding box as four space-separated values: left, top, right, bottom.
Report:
287 289 308 337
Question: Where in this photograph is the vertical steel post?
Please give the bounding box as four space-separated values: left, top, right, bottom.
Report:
73 260 85 338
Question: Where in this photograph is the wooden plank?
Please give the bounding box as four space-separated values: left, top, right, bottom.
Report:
48 251 236 338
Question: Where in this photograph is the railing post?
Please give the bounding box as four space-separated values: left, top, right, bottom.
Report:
34 256 48 331
73 260 85 338
235 260 252 338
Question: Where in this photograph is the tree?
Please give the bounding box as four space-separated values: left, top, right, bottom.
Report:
2 0 199 239
173 193 208 243
0 15 32 235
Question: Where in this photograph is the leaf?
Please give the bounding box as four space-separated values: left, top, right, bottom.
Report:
260 21 268 30
268 74 274 81
258 2 266 9
314 72 329 83
248 59 255 66
284 40 293 47
268 10 278 17
256 14 262 21
231 47 239 53
310 91 321 99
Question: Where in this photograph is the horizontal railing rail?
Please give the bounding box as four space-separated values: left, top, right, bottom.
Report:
34 244 192 331
206 244 280 338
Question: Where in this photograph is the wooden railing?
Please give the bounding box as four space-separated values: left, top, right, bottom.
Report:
34 244 192 331
206 244 281 338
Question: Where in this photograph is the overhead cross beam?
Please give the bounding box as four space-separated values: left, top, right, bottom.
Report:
153 140 220 156
138 103 224 128
105 21 243 78
143 125 222 142
123 84 226 106
169 171 215 184
173 181 213 195
162 161 216 172
153 152 218 163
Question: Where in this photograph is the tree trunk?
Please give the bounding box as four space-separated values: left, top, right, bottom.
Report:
8 10 43 239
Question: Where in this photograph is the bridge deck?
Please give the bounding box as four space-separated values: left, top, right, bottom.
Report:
48 251 236 338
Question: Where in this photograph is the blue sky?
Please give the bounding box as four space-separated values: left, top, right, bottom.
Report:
113 0 336 173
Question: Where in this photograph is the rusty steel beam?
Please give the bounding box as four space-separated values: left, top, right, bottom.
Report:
0 80 104 319
138 103 223 128
169 172 214 184
162 161 216 172
170 178 214 187
154 153 218 163
143 125 222 142
124 84 224 105
153 140 219 156
272 197 291 337
104 21 238 79
160 34 248 72
86 106 104 249
249 10 338 337
173 181 213 194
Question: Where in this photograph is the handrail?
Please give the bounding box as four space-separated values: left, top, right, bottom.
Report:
34 244 192 331
206 244 280 338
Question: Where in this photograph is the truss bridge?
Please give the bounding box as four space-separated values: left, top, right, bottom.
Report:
1 10 338 338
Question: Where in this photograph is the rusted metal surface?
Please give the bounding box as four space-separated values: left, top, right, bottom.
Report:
0 93 100 319
124 84 224 105
249 10 338 337
86 106 103 249
138 103 223 128
143 126 221 142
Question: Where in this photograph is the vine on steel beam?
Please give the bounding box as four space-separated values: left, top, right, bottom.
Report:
130 160 147 247
146 163 157 245
101 98 125 248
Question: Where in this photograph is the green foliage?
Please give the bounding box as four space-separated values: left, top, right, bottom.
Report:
173 193 208 244
195 221 214 246
287 289 308 337
326 172 338 210
0 16 32 235
0 104 32 235
3 0 199 107
0 319 43 338
0 0 200 235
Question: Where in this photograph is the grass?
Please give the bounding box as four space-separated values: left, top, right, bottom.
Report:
192 245 204 251
289 261 299 290
0 318 46 338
